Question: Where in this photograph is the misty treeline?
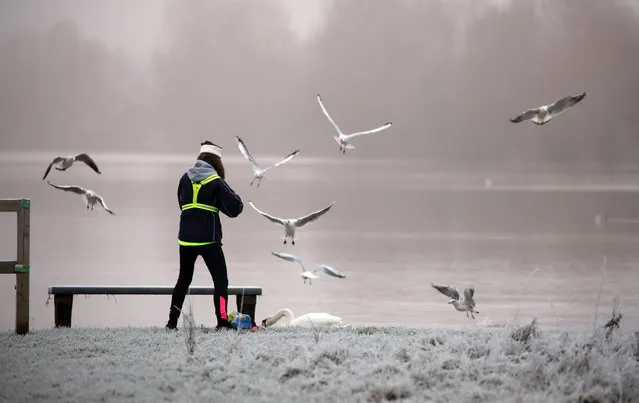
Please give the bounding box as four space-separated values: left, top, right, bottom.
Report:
1 0 638 172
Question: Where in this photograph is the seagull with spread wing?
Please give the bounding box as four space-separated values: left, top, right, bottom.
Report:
510 92 586 126
317 93 392 153
271 252 319 285
235 136 300 188
42 153 101 180
271 252 346 284
312 264 346 279
249 201 335 245
431 282 479 319
47 181 115 215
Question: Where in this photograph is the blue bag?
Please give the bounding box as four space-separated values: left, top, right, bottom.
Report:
230 312 253 329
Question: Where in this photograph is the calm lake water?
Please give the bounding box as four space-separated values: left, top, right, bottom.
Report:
1 152 638 332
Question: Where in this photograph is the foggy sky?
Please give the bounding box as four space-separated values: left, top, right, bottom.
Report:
1 0 639 172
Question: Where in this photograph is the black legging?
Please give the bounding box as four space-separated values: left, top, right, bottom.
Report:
168 243 229 325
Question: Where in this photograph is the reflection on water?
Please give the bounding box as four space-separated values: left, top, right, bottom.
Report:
0 153 638 331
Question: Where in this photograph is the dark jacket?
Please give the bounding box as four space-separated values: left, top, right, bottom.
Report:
177 160 243 245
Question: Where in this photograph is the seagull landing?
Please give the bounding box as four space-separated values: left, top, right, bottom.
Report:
47 181 115 215
316 93 392 154
510 92 586 126
42 153 101 180
431 282 478 319
235 136 300 188
271 252 318 285
249 201 335 245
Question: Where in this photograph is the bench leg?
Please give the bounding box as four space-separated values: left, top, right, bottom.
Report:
236 295 257 323
54 295 73 327
16 272 30 335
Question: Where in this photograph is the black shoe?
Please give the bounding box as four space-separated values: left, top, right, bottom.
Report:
215 320 237 331
165 322 178 331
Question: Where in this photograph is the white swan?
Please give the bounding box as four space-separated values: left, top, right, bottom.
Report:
249 201 335 245
261 308 343 328
317 93 392 154
47 181 115 215
510 91 586 126
235 136 300 188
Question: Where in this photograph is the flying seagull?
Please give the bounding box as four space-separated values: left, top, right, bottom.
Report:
510 92 586 126
235 136 300 188
271 252 319 285
313 264 346 279
42 153 101 180
249 201 335 245
317 93 392 153
47 181 115 215
431 282 479 319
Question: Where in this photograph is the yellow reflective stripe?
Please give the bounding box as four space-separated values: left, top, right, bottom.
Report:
182 203 219 212
181 173 221 213
196 204 218 212
192 183 202 205
200 174 220 185
178 240 215 246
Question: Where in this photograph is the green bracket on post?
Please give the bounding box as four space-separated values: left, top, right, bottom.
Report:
19 199 30 209
14 264 30 273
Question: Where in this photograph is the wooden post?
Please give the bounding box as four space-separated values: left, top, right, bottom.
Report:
236 295 257 324
0 199 30 335
16 200 30 335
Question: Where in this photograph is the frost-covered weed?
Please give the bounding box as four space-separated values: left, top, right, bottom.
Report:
181 299 197 356
1 323 638 402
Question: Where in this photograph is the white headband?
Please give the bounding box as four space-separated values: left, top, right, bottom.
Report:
200 144 223 157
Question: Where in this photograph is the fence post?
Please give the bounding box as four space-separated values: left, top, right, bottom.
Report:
0 199 30 335
16 199 30 335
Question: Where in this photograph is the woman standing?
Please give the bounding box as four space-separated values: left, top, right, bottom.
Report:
166 141 244 330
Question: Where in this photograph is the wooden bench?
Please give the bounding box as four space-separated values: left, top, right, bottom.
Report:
47 285 262 328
